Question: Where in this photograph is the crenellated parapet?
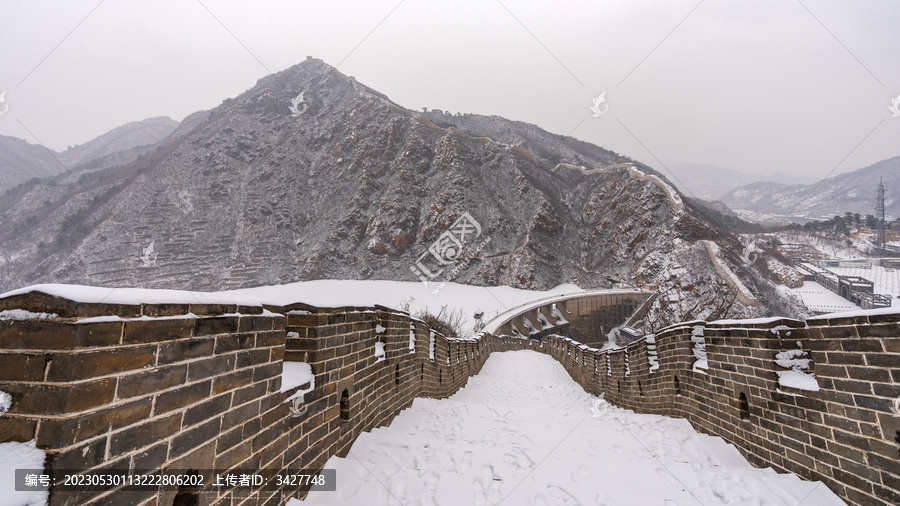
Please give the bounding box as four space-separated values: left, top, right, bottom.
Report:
0 286 898 505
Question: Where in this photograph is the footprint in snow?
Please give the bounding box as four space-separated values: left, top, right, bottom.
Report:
655 466 682 488
594 492 613 505
570 464 590 483
502 447 534 477
473 465 503 505
547 484 581 506
459 450 473 473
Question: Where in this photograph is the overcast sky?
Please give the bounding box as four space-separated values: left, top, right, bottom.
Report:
1 0 898 182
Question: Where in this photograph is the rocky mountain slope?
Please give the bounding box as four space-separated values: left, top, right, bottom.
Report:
0 57 806 328
721 156 900 221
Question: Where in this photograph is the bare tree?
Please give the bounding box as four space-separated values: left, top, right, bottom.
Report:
414 305 468 338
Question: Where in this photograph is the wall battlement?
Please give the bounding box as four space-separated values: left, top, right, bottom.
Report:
0 289 898 505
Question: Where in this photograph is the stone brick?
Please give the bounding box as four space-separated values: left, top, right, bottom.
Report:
170 418 221 459
155 380 212 415
187 354 236 381
47 437 107 469
844 366 891 382
221 402 259 435
215 333 256 354
253 362 282 383
0 321 77 349
830 378 873 395
214 439 253 471
236 349 271 368
64 378 117 413
37 397 152 447
47 346 156 380
232 381 268 406
193 316 239 336
75 321 125 347
183 393 232 428
839 339 882 352
854 395 892 412
238 316 274 332
131 441 169 470
257 331 286 347
216 425 244 454
864 353 899 368
883 339 900 353
109 413 181 456
188 304 236 316
0 417 36 442
142 303 192 317
158 336 215 365
212 368 254 395
822 352 866 366
117 364 187 399
123 318 193 344
0 353 45 381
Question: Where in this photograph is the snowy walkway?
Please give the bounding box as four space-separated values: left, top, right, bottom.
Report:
292 351 845 506
790 281 860 314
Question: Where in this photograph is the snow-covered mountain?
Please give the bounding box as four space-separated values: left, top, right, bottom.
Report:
0 117 178 194
56 116 179 169
666 162 814 201
0 57 806 327
0 135 65 193
721 156 900 221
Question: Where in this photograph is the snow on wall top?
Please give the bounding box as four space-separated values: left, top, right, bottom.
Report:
0 283 263 307
627 165 684 215
0 280 586 337
702 240 758 306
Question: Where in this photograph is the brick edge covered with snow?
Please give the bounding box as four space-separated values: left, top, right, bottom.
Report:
0 288 898 505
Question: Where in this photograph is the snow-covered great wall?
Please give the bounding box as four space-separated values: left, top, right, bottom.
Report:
0 286 898 505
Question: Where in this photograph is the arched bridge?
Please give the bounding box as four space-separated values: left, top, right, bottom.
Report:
482 289 652 346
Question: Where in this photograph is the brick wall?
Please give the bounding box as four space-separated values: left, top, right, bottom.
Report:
529 314 900 506
1 290 899 505
0 293 509 505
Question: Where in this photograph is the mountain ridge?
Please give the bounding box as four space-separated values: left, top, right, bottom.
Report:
0 57 806 328
0 116 179 194
721 156 900 221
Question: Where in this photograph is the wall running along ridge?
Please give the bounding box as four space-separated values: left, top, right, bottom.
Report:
0 290 898 505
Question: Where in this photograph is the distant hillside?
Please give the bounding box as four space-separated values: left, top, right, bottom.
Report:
0 136 65 193
721 156 900 221
0 117 178 194
57 116 179 170
668 162 814 200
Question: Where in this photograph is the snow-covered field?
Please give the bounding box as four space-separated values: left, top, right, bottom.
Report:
294 351 845 506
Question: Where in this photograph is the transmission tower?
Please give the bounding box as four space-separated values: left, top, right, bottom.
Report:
876 177 885 249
